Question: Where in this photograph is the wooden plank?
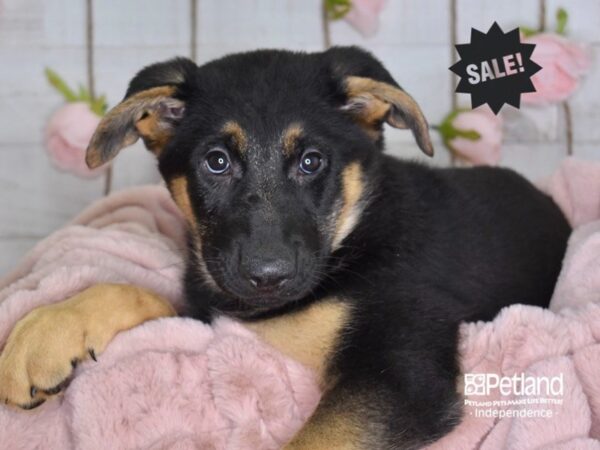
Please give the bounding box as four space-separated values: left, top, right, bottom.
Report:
0 0 86 88
107 143 162 189
456 0 540 43
93 0 191 48
544 3 600 155
562 46 600 145
0 0 88 145
0 144 105 236
390 142 564 178
0 0 104 271
0 0 85 47
501 105 561 144
501 143 566 180
43 0 88 47
570 145 600 161
0 47 88 145
386 139 452 168
329 0 451 45
195 0 323 64
0 0 45 47
545 0 600 43
543 3 600 157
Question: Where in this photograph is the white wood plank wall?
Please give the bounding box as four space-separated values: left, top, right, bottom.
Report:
0 0 598 273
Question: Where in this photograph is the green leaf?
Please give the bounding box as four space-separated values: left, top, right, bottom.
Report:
45 68 78 102
556 7 568 35
78 84 91 102
325 0 352 20
90 94 108 117
434 108 482 155
45 67 109 116
519 26 539 37
453 129 481 140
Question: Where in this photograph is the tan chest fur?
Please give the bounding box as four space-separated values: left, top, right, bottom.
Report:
244 298 351 386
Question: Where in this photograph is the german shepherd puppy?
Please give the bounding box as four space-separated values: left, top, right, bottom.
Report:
0 47 570 449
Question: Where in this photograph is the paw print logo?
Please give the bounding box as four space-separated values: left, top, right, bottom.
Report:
464 373 487 396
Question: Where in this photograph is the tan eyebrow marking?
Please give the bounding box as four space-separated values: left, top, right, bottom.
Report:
282 123 303 156
221 121 247 154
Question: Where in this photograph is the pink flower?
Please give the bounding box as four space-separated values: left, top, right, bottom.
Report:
44 102 107 178
344 0 387 37
522 33 591 105
447 107 503 166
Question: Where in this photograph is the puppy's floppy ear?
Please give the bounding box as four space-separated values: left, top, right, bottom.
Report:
325 46 434 157
86 57 197 169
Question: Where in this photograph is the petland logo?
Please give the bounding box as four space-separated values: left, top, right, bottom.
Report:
464 373 564 397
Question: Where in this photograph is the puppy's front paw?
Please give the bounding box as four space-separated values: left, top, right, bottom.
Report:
0 284 175 410
0 305 99 409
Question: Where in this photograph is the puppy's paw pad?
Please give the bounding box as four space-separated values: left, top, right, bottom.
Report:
0 306 96 409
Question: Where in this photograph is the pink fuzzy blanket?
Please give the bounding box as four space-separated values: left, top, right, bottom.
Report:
1 158 599 450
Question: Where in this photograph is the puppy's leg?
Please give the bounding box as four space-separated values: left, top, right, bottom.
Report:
283 383 365 450
285 321 463 450
285 374 461 450
0 284 175 409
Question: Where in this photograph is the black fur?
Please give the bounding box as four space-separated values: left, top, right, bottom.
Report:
126 47 571 448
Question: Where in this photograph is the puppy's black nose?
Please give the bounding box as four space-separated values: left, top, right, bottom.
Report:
246 259 294 291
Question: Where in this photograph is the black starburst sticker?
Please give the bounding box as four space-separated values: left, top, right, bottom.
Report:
450 22 542 114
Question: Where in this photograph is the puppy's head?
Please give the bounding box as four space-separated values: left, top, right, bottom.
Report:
86 47 433 316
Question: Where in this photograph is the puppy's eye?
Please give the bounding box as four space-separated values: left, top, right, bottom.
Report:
299 150 324 175
205 149 230 174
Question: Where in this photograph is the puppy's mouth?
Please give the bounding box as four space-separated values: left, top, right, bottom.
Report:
220 281 311 305
214 287 309 318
